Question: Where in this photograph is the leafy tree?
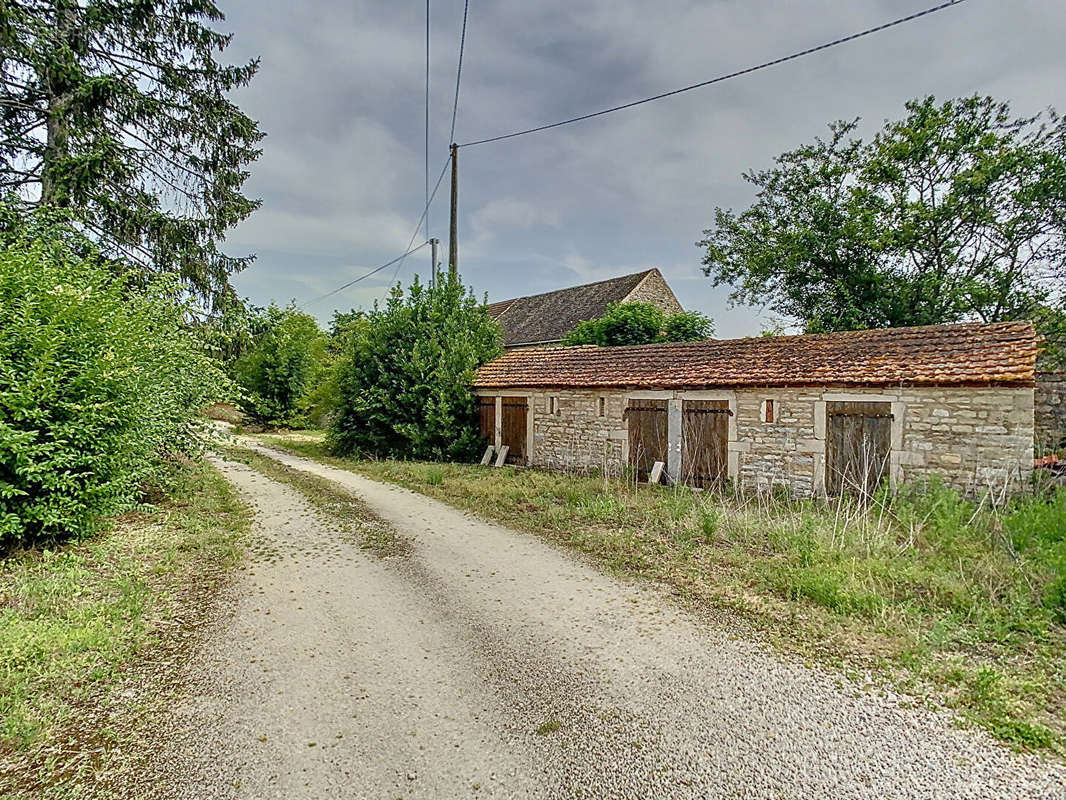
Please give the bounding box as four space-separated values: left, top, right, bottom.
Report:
563 302 714 346
331 276 503 461
0 210 225 547
699 96 1066 341
663 310 715 342
0 0 263 305
234 305 327 426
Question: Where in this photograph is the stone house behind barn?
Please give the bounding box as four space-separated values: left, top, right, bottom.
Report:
1036 371 1066 452
473 321 1040 497
486 268 682 349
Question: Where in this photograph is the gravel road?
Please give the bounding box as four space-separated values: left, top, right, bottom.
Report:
148 442 1066 799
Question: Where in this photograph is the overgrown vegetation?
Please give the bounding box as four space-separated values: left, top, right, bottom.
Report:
0 462 252 795
257 431 1066 754
330 275 502 461
563 301 714 346
0 215 226 549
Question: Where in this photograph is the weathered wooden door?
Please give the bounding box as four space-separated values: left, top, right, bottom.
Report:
626 399 668 480
825 401 892 497
681 400 730 487
500 397 528 464
477 396 495 446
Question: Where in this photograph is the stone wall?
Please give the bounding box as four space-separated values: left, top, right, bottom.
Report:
1036 372 1066 451
732 388 819 495
529 390 627 475
895 387 1033 492
730 387 1034 495
476 385 1035 495
623 270 683 314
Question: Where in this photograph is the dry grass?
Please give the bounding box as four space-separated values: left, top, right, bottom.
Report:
256 430 1066 756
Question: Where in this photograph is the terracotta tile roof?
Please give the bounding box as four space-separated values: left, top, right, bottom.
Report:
474 321 1039 389
486 269 660 346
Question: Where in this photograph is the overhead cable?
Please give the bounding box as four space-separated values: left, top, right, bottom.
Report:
459 0 971 148
449 0 470 144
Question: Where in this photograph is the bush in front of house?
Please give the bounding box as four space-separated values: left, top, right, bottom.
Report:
233 304 329 427
330 275 502 461
0 216 226 548
563 302 714 346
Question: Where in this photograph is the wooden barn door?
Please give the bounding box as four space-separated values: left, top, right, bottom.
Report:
477 396 495 446
681 400 730 488
500 397 528 464
825 401 892 497
626 399 668 481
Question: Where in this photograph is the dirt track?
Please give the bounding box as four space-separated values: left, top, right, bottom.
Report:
146 442 1066 799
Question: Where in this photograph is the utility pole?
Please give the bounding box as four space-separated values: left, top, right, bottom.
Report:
429 237 440 288
448 143 458 281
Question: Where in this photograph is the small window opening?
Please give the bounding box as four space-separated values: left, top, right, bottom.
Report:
550 396 559 415
598 397 606 417
762 399 775 424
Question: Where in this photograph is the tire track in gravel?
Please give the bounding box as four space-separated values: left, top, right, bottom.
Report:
146 441 1066 799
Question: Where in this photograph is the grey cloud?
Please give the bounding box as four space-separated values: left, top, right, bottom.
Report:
219 0 1066 336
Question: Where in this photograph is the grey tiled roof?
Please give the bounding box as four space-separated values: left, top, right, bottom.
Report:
486 269 659 347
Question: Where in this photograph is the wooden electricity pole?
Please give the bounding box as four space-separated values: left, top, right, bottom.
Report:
448 143 458 280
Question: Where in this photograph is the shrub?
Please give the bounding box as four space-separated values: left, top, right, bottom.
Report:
233 304 328 426
563 302 714 346
0 218 226 547
330 275 502 461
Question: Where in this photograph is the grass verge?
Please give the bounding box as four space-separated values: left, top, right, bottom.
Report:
255 430 1066 757
0 461 252 798
222 445 409 559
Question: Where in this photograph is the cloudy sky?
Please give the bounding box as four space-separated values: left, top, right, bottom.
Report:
219 0 1065 338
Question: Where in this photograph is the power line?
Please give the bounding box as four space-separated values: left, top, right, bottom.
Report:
302 155 451 309
379 152 449 294
459 0 971 148
300 241 431 308
449 0 470 144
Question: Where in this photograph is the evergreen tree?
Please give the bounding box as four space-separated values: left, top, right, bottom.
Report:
0 0 263 305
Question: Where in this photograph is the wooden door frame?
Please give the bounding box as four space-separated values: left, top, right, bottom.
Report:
623 390 738 483
814 392 905 495
483 391 534 465
680 399 731 487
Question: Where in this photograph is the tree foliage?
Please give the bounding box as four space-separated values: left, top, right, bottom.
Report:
699 96 1066 350
0 0 263 305
330 276 503 461
563 302 714 346
233 304 327 427
0 212 225 547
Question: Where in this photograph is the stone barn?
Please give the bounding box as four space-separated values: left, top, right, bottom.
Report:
472 321 1040 497
486 268 682 349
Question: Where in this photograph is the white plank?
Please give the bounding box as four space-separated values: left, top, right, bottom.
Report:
649 461 665 485
480 445 495 465
493 445 509 467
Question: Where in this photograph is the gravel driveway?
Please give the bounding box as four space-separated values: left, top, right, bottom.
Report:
148 442 1066 799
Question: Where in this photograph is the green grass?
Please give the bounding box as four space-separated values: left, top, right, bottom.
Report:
255 430 1066 755
535 719 562 736
0 461 253 796
222 445 410 559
